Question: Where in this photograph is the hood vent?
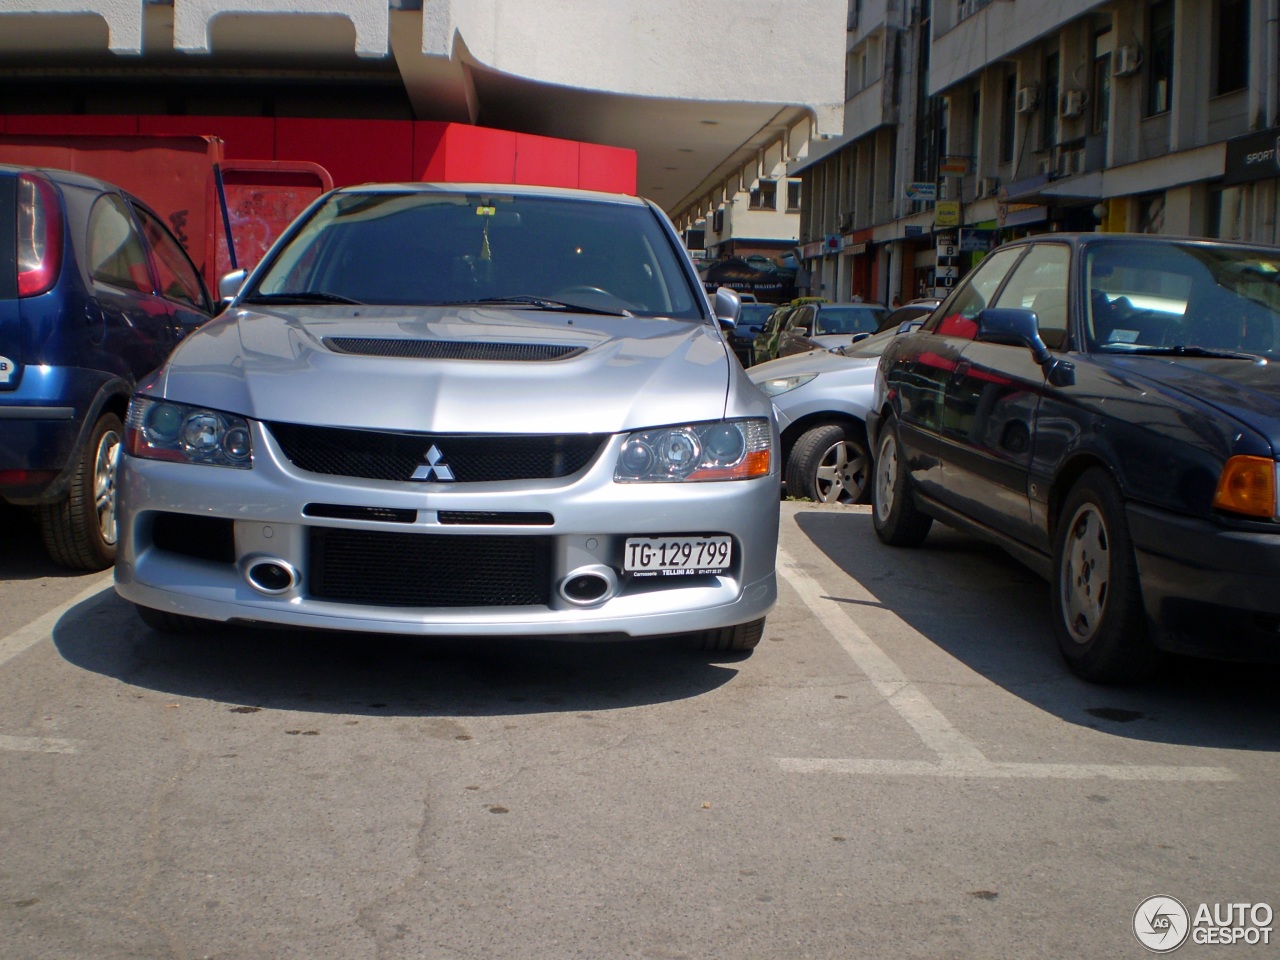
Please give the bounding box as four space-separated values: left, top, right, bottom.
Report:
325 337 584 362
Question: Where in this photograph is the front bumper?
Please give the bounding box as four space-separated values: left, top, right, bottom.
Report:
1127 502 1280 659
115 424 780 638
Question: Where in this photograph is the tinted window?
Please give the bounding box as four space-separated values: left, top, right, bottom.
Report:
88 195 152 293
1086 241 1280 356
926 246 1024 340
992 243 1071 348
254 191 702 319
137 206 207 310
815 305 886 335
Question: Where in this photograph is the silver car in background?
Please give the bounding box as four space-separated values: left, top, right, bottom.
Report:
749 324 922 504
114 183 779 652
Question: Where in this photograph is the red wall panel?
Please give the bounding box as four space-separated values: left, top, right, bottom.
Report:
139 115 275 161
579 141 637 194
276 117 415 187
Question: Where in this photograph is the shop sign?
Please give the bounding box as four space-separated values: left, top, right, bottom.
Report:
940 156 971 176
842 240 869 255
800 240 825 259
960 228 997 252
905 182 937 201
935 200 961 227
1224 128 1280 185
904 225 925 237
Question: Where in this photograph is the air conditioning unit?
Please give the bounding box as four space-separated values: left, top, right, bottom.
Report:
1015 85 1039 114
977 177 999 199
1060 90 1086 119
1114 45 1142 77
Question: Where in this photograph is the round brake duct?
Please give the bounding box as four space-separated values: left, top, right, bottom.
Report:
559 565 618 606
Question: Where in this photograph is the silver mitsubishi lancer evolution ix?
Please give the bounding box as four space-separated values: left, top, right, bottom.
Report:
114 183 779 651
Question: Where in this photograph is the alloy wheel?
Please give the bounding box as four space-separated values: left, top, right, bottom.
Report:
1060 502 1110 643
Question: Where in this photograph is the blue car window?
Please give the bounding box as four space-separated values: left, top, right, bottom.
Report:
88 194 152 293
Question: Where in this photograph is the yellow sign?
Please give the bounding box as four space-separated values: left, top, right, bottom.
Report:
935 200 961 227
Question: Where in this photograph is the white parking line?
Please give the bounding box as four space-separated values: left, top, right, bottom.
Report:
0 572 114 670
0 734 81 755
774 546 1238 782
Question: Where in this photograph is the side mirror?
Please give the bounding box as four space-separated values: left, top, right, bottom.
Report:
977 308 1051 363
713 286 741 331
218 268 249 303
977 308 1075 386
896 319 924 335
850 332 871 344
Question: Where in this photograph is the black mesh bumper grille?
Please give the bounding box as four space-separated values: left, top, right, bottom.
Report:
308 528 552 607
267 423 606 483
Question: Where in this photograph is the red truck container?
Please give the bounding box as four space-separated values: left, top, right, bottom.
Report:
0 133 332 289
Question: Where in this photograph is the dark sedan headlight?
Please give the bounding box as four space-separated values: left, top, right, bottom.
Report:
125 397 253 468
614 418 771 482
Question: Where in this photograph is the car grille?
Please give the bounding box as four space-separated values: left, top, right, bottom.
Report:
267 423 606 482
308 528 552 607
324 338 584 362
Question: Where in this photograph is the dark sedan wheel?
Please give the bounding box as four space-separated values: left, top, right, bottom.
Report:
1051 469 1161 683
872 416 932 546
786 423 870 504
39 412 121 571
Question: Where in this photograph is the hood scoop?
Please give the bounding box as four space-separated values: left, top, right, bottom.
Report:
324 337 585 362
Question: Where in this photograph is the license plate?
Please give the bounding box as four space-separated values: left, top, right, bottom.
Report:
624 536 732 578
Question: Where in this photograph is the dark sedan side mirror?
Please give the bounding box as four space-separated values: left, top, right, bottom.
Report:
977 308 1075 387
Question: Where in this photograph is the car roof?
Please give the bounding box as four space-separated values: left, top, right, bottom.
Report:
997 232 1280 254
0 162 127 193
333 180 650 207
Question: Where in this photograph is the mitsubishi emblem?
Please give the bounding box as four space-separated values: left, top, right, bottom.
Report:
411 444 455 481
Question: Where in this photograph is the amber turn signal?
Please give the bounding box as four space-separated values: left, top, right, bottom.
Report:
1212 456 1277 518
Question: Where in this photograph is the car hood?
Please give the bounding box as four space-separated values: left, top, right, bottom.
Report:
152 305 732 434
748 345 882 381
1100 354 1280 448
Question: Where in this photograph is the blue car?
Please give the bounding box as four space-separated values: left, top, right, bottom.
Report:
1 165 213 569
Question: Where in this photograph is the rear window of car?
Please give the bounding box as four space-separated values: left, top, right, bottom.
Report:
253 190 704 319
815 305 886 335
0 176 15 300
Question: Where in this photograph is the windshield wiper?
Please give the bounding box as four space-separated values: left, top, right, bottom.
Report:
243 291 365 305
438 295 631 317
1106 344 1266 362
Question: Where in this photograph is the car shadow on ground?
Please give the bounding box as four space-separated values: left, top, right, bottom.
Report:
795 509 1280 752
0 502 85 582
50 587 747 718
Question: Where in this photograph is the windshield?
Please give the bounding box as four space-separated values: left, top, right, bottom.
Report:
1087 241 1280 358
814 305 887 335
249 190 704 319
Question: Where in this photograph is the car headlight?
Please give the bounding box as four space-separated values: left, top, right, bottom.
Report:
615 418 771 482
125 396 253 468
755 374 817 397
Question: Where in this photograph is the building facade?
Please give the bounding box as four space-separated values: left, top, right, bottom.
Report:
783 0 1280 307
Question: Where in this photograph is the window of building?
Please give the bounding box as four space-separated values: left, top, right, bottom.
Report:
749 180 777 210
1043 50 1060 150
1091 29 1112 135
1000 72 1016 164
1215 0 1249 95
1147 0 1174 116
787 179 802 212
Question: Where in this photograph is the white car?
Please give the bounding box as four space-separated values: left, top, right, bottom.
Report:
749 326 917 503
114 182 779 652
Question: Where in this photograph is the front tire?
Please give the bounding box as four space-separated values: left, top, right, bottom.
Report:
871 415 932 547
135 603 211 635
39 412 122 571
694 617 765 652
1051 469 1161 683
786 423 870 504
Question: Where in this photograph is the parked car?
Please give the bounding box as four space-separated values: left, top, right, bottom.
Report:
750 325 917 503
729 300 781 365
869 233 1280 682
0 165 214 570
115 182 780 651
874 297 941 333
757 300 887 362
